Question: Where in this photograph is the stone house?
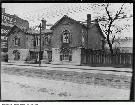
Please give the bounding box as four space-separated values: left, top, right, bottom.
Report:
50 14 105 65
7 20 52 63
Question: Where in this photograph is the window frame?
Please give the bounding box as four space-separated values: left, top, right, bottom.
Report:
14 36 20 46
60 48 72 61
43 36 49 45
62 30 70 44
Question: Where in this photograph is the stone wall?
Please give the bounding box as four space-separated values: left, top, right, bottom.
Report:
51 47 81 65
51 17 87 48
8 28 27 49
87 24 103 50
42 50 49 63
52 48 61 64
70 48 81 65
8 49 29 62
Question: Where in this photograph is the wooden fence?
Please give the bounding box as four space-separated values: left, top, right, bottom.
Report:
81 50 132 66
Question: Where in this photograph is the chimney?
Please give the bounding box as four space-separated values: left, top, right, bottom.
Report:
41 18 47 30
87 14 91 28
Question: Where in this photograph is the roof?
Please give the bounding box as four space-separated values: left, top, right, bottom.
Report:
51 15 105 39
6 25 52 37
50 15 87 30
26 29 52 34
95 23 106 39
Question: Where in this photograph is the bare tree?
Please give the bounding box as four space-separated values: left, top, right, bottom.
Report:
92 3 133 54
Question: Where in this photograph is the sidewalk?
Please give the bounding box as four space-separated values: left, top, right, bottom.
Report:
1 62 132 76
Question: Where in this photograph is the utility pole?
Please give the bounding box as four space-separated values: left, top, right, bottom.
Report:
39 23 42 66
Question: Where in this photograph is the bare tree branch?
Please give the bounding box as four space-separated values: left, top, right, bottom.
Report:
113 4 125 21
105 3 112 21
93 3 132 54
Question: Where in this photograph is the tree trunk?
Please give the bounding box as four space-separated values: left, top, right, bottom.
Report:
106 33 113 55
106 21 113 55
108 42 113 54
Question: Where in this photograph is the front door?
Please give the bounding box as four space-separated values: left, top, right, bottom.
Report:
14 51 20 60
30 51 38 60
48 51 52 62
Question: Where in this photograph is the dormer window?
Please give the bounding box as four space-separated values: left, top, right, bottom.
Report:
62 30 70 43
14 37 20 46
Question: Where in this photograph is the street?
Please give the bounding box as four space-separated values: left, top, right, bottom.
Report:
1 62 132 100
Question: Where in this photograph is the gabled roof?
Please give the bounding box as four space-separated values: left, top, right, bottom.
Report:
50 15 87 30
95 23 106 39
6 25 21 37
50 15 105 39
7 25 52 37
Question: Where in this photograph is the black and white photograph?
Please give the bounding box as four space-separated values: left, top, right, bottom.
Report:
1 3 133 101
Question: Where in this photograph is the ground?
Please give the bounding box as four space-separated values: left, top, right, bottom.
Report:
1 62 132 100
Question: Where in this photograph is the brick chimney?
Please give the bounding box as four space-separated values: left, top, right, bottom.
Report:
87 14 91 29
41 18 46 30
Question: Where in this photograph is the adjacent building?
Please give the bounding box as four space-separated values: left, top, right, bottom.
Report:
1 8 29 52
7 20 52 63
113 37 133 53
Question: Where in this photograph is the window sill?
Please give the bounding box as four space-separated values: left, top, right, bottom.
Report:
14 45 19 46
61 60 70 62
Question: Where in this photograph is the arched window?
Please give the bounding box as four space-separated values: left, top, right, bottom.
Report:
14 37 20 46
62 30 70 43
13 50 20 60
43 36 49 45
33 36 39 46
60 48 72 61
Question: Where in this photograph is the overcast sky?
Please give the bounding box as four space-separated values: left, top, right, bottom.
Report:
2 3 133 38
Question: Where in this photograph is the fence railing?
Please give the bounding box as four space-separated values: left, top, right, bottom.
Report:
81 51 132 66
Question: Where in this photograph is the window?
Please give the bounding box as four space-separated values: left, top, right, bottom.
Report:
33 40 36 47
36 37 39 46
60 48 72 61
13 50 20 60
43 36 49 45
14 37 20 46
33 36 39 46
62 30 70 43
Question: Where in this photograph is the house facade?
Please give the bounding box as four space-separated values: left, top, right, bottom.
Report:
7 20 52 63
1 8 29 53
7 14 105 65
50 14 105 65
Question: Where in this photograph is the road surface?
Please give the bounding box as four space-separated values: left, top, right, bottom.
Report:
1 63 132 100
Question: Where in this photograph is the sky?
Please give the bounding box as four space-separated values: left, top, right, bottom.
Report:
2 3 133 38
